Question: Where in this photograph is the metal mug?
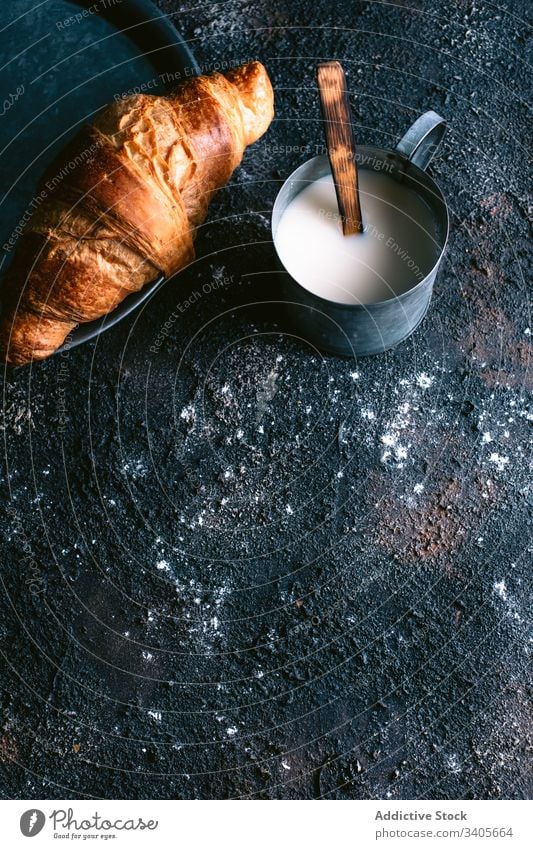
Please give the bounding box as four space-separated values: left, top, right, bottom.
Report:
272 111 449 357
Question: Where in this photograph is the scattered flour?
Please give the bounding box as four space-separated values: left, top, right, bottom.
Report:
180 405 196 425
493 580 507 601
446 753 462 774
493 579 524 626
380 432 408 467
416 372 434 389
488 453 509 471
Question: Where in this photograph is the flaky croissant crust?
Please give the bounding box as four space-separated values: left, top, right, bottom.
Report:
0 61 274 365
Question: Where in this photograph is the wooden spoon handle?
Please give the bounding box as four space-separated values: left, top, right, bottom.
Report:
316 61 363 235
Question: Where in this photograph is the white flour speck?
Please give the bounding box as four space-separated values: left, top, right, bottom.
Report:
493 580 507 601
180 405 196 425
446 754 462 774
488 453 509 471
380 430 409 467
417 372 434 389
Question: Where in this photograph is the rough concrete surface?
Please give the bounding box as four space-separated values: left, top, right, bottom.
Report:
0 0 531 799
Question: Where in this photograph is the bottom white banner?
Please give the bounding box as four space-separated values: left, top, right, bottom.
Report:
1 799 530 848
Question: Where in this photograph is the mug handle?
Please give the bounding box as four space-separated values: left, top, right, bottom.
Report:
396 110 446 171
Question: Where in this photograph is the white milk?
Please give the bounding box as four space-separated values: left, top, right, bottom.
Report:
274 170 439 304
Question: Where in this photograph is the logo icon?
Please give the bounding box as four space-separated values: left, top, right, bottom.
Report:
20 810 46 837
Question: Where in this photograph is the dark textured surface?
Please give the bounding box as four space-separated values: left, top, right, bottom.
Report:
0 0 531 800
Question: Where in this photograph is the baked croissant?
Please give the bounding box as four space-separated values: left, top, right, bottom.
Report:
0 61 274 365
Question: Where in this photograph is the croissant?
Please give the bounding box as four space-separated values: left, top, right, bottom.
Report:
0 61 274 366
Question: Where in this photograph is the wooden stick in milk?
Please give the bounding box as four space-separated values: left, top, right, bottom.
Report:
316 61 364 236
